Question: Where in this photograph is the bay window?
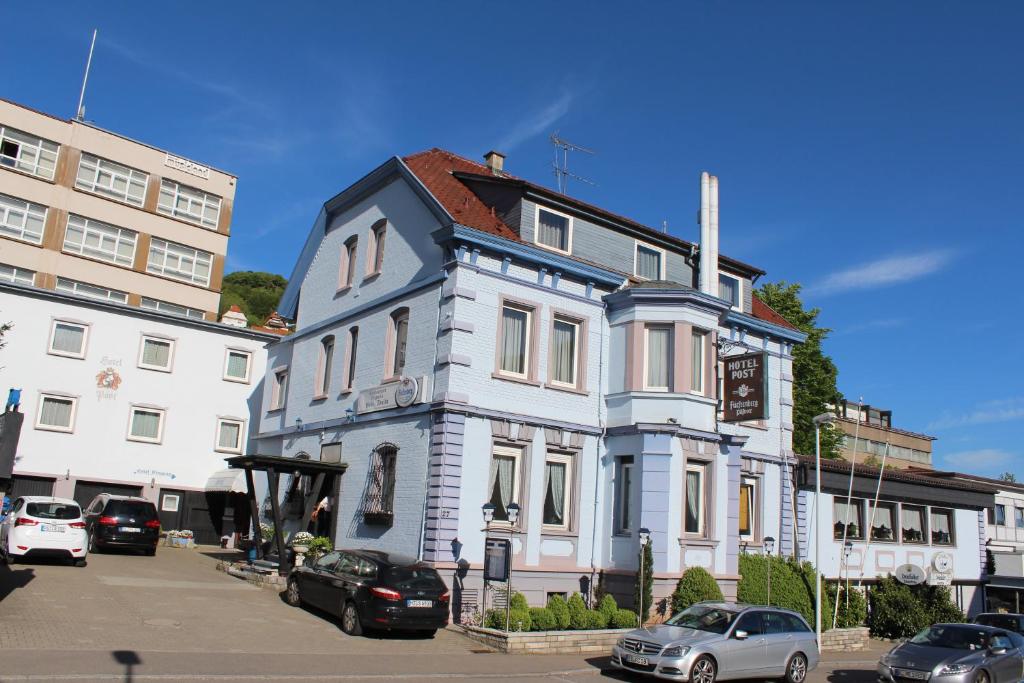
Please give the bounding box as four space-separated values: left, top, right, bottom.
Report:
690 330 706 393
644 325 672 391
684 463 707 535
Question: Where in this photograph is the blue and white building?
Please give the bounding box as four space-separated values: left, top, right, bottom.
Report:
253 148 810 616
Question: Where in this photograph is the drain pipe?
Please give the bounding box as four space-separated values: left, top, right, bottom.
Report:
588 300 609 604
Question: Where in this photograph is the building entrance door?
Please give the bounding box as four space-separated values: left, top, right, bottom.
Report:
158 489 185 531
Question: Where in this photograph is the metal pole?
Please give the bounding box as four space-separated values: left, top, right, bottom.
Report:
76 29 97 120
767 552 772 606
638 551 644 628
482 522 489 626
505 527 512 632
815 422 822 651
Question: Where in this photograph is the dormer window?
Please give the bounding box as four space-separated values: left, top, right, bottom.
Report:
635 242 665 280
535 207 571 254
719 273 742 309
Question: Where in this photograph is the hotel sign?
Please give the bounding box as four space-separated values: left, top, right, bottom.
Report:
164 153 210 180
895 564 926 585
356 377 424 414
722 351 767 423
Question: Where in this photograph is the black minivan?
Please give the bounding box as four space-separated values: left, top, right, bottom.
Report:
286 549 450 636
83 494 161 555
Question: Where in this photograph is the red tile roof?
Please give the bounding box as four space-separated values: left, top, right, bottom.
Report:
227 304 243 313
751 294 798 330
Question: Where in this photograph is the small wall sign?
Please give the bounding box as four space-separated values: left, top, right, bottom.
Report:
356 376 424 414
395 377 419 407
894 563 926 585
164 153 210 180
484 537 511 583
722 351 766 422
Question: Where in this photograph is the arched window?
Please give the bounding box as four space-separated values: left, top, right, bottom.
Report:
339 236 358 290
316 335 335 397
342 326 358 392
363 442 398 525
386 308 409 379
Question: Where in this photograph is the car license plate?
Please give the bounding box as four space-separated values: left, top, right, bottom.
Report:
41 524 65 533
119 526 141 533
894 669 930 680
626 654 649 666
406 599 433 608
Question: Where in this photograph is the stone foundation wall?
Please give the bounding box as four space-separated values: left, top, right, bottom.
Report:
821 626 870 651
457 625 629 654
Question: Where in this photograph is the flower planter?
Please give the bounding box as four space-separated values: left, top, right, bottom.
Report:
456 625 633 655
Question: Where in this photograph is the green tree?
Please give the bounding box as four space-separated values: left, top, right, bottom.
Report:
1000 472 1017 483
0 320 12 350
219 271 288 326
634 540 654 624
756 282 842 458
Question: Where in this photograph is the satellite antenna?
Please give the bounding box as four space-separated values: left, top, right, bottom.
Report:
75 29 98 121
550 132 595 194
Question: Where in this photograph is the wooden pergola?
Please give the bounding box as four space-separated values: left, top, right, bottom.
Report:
225 454 348 575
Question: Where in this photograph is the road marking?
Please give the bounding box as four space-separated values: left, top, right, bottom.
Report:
0 669 604 681
97 576 256 590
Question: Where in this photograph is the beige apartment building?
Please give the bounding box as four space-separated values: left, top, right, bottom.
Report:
0 98 235 320
832 398 936 470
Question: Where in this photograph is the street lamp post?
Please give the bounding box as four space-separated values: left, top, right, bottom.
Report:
764 536 776 606
481 503 495 622
843 540 854 613
637 527 651 628
505 503 521 632
812 412 836 653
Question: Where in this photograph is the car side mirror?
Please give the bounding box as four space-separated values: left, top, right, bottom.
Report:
989 647 1008 656
734 630 749 640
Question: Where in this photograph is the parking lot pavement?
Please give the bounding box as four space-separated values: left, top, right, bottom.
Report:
0 545 887 682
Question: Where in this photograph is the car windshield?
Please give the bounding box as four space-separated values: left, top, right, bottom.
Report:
664 605 739 634
106 501 156 517
26 502 81 520
386 566 445 591
909 625 992 650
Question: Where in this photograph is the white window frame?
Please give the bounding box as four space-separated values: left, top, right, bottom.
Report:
739 476 757 540
719 272 743 311
48 319 89 359
137 335 175 373
223 348 253 383
127 405 166 444
0 125 59 180
35 393 78 433
542 451 574 531
75 153 149 206
533 205 573 255
497 302 534 380
140 297 206 320
316 335 335 397
634 241 667 280
63 214 137 267
615 457 634 535
147 238 213 287
270 367 289 411
684 462 708 537
549 315 581 389
0 263 35 286
0 192 46 244
215 417 245 454
157 178 222 229
161 493 180 512
55 277 128 304
643 324 673 392
690 329 706 394
487 444 523 526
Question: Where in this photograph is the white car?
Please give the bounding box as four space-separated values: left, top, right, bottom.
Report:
1 496 88 566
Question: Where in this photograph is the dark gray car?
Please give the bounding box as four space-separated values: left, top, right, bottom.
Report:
878 624 1024 683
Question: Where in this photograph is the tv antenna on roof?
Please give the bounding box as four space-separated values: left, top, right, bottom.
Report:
75 29 98 121
550 132 595 194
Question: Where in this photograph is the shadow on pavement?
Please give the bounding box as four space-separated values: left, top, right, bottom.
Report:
829 669 878 683
0 563 34 601
278 592 448 640
198 548 244 562
585 656 628 679
112 650 142 682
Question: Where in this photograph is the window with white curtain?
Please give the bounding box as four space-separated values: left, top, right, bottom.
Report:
138 336 174 372
931 508 954 545
543 452 573 529
487 445 522 523
535 207 571 252
63 214 137 267
48 320 88 358
389 310 409 378
0 192 46 244
834 498 865 539
615 456 634 534
75 153 148 206
684 462 707 535
901 505 927 543
869 501 898 542
644 325 672 391
128 407 165 443
690 330 705 393
270 368 288 410
36 394 76 432
140 297 206 320
719 273 742 308
550 316 580 388
498 303 532 378
635 243 664 280
317 336 335 396
0 125 59 179
157 178 221 229
739 477 757 538
147 238 212 287
216 418 244 453
0 263 35 286
56 277 128 304
223 349 252 382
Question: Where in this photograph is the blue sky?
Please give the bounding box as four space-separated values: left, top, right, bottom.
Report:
3 2 1022 477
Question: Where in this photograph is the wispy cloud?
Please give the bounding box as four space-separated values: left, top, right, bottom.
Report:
806 249 954 297
834 317 907 337
936 448 1015 472
927 397 1024 431
497 90 574 151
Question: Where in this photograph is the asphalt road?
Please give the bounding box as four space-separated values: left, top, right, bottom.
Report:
0 545 886 682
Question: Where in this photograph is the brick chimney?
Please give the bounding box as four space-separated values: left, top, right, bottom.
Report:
483 150 505 175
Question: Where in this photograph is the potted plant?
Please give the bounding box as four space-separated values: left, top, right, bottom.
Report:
306 536 333 561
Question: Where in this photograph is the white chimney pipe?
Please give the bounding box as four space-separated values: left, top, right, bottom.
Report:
699 172 712 294
709 175 720 297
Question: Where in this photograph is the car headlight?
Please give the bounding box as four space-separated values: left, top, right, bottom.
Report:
661 645 690 658
937 664 975 676
616 637 625 649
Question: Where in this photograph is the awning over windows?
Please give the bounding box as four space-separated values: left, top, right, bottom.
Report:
205 469 247 494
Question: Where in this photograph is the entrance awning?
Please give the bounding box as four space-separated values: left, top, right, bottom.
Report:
205 469 247 494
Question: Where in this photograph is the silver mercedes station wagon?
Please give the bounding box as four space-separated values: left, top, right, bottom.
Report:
610 602 820 682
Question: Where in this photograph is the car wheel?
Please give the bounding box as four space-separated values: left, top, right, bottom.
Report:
74 559 87 568
145 548 156 557
785 653 808 683
88 533 100 554
341 601 363 636
975 671 990 683
421 629 437 639
285 578 303 607
690 655 717 683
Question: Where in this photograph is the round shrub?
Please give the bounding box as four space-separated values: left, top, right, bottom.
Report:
485 607 531 632
612 608 640 629
737 554 832 628
867 576 964 639
671 567 724 614
568 592 589 630
510 592 528 611
547 594 571 629
598 594 619 622
529 607 558 631
827 583 867 629
585 609 609 629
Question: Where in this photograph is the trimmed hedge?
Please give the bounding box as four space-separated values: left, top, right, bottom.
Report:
598 594 618 622
671 567 724 615
568 592 589 630
867 575 964 639
485 607 531 631
827 583 867 629
547 594 571 629
529 607 558 631
612 608 640 629
585 609 608 629
737 554 832 628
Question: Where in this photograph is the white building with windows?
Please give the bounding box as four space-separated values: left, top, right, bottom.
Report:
0 281 275 543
